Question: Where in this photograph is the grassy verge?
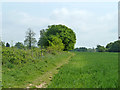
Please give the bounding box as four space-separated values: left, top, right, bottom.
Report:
48 52 118 88
2 51 73 88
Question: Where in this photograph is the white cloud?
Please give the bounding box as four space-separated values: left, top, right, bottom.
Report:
2 8 117 48
50 8 117 47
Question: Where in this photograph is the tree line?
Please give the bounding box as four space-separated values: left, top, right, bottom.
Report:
1 24 119 52
96 40 120 52
1 24 76 53
72 40 120 52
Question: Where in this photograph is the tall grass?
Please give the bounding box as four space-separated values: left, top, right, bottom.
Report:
48 52 118 88
2 47 71 88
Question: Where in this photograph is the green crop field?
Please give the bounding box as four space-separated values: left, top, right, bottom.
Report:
48 52 118 88
2 47 118 88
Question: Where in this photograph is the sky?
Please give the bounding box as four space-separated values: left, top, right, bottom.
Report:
1 2 118 48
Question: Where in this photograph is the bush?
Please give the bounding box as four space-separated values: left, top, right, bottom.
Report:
2 47 46 66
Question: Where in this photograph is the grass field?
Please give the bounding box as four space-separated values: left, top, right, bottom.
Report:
48 52 118 88
2 50 118 88
2 51 73 88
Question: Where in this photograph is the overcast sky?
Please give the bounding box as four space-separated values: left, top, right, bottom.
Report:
1 2 118 48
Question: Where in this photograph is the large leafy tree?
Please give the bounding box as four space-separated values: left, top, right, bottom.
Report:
38 24 76 51
24 28 37 49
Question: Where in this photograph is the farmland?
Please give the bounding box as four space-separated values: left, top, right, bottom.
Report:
1 2 119 89
48 52 118 88
1 47 118 88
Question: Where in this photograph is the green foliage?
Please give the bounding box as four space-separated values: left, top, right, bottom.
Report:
24 28 37 49
106 40 120 52
2 49 71 88
106 42 113 49
73 47 87 52
96 45 105 52
0 41 5 47
2 47 45 66
38 29 48 47
48 52 118 88
72 47 96 52
15 42 24 49
38 24 76 51
47 35 64 54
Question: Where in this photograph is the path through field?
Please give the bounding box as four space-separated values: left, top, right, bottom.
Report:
26 52 75 88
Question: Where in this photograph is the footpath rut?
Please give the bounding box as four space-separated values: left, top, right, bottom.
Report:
26 52 75 88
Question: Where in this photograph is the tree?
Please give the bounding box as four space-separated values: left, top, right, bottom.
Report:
15 42 24 49
6 42 10 47
38 24 76 51
38 29 48 47
108 40 120 52
24 28 37 49
106 42 113 51
0 41 5 47
96 45 105 52
38 29 47 56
